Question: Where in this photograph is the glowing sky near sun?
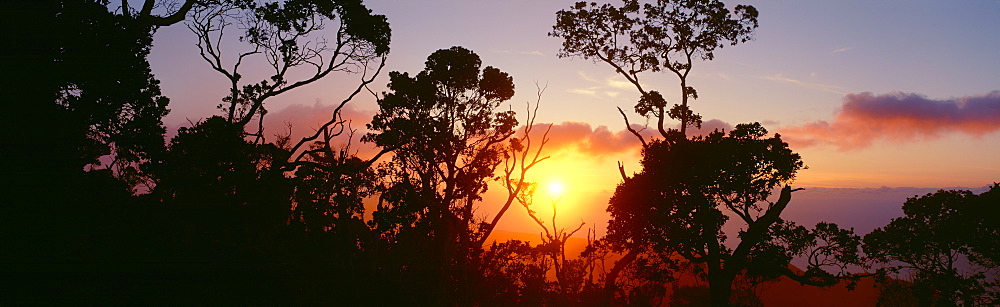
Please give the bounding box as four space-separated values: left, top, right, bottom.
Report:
145 1 1000 237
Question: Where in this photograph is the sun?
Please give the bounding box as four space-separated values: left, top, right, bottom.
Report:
547 181 565 198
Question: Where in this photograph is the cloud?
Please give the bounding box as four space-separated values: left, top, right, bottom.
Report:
528 121 643 157
577 71 599 83
689 119 735 136
605 75 636 89
263 101 376 149
567 88 598 96
763 74 846 95
831 47 854 54
570 72 644 98
780 91 1000 150
527 119 737 157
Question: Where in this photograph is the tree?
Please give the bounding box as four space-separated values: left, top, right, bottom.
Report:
864 185 1000 306
478 239 551 306
550 0 758 137
186 0 390 138
514 182 599 301
551 2 864 305
4 0 174 194
603 125 865 306
363 46 553 305
2 1 392 303
2 0 180 277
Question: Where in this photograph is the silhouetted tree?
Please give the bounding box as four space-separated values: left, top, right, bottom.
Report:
4 0 171 195
550 0 758 137
601 124 865 306
2 2 177 285
864 185 1000 306
551 2 865 305
479 239 551 306
152 116 289 207
186 0 390 136
3 0 395 304
514 182 594 299
364 46 548 305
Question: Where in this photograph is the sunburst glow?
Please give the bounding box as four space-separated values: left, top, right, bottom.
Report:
547 181 565 198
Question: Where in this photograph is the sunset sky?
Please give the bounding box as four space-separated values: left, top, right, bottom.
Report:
146 0 1000 237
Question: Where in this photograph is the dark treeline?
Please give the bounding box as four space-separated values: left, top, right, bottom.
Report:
2 1 997 306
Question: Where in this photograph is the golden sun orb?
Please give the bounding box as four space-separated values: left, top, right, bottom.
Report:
547 181 565 198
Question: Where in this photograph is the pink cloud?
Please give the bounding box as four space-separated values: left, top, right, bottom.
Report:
529 119 736 156
263 102 380 158
264 103 744 160
527 121 641 157
263 102 375 143
781 91 1000 150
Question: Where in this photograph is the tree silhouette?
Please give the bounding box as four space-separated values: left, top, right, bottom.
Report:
7 1 951 305
3 1 395 303
551 2 867 305
513 182 599 300
186 0 390 137
363 46 525 304
479 239 550 306
602 125 865 306
5 0 171 194
864 185 1000 305
140 1 392 302
3 1 174 280
550 0 757 136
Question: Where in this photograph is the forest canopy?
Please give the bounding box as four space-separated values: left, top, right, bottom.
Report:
2 0 997 306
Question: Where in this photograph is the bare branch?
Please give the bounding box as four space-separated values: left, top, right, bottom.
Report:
618 106 646 147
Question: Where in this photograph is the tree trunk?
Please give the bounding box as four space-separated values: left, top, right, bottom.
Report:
601 249 638 306
708 269 735 307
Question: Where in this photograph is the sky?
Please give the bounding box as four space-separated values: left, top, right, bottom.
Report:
147 0 1000 237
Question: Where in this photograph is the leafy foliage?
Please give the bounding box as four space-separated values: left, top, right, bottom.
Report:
607 124 802 252
365 46 517 240
864 185 1000 305
363 46 519 304
6 0 171 189
550 0 758 135
188 0 390 129
605 124 864 305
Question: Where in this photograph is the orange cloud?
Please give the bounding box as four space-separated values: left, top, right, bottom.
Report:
781 91 1000 150
527 121 640 157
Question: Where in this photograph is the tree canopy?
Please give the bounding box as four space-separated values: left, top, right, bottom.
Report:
3 1 992 305
550 0 758 136
865 185 1000 306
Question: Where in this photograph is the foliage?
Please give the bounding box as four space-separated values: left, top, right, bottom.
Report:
605 124 864 305
478 240 551 306
365 46 517 239
187 0 391 131
864 185 1000 306
7 1 958 306
290 141 375 237
363 46 519 304
550 0 758 135
4 0 170 192
152 116 290 208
